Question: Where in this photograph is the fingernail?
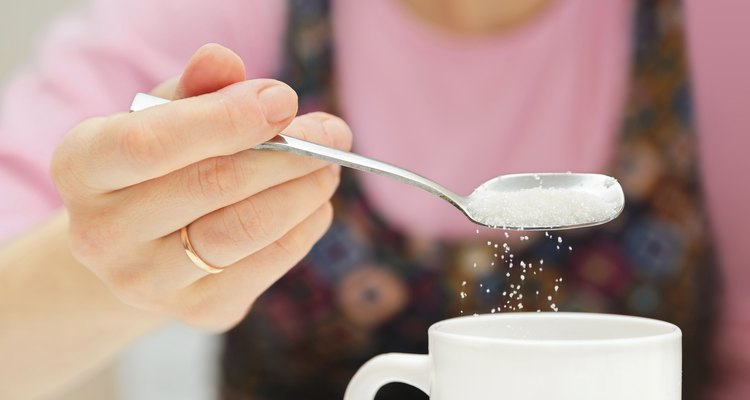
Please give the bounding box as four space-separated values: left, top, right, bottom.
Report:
258 84 297 123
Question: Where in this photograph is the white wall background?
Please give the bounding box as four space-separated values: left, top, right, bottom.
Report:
0 1 221 399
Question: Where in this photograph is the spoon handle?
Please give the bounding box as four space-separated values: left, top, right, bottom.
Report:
129 93 464 208
256 134 463 206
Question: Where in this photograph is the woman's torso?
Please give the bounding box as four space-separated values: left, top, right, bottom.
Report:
222 1 717 399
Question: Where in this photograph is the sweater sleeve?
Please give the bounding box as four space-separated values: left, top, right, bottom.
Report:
0 0 287 243
684 1 750 397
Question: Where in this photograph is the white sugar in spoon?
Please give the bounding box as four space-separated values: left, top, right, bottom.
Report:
131 93 624 230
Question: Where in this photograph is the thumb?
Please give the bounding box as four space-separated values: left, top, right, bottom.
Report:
176 43 247 98
150 43 247 100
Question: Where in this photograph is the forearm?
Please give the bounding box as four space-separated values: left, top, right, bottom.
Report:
0 210 166 399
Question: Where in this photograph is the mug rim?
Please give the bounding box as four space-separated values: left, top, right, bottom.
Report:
429 312 681 346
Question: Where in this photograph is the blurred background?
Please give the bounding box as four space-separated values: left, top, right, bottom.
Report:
0 0 81 80
0 2 220 399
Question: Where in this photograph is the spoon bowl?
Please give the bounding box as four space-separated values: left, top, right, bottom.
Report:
131 93 625 231
463 173 624 230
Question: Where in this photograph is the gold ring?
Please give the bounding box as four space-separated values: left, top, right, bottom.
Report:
180 226 223 274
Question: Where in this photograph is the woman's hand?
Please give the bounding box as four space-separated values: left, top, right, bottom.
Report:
50 44 352 331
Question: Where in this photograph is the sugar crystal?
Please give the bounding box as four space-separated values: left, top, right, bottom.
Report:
467 184 620 228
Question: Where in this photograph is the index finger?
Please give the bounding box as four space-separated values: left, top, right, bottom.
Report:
61 79 297 192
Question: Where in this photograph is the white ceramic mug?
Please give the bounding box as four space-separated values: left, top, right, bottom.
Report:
344 312 681 400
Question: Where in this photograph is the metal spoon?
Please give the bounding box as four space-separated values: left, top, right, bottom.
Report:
131 93 624 230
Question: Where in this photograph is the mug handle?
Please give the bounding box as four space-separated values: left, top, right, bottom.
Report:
343 353 431 400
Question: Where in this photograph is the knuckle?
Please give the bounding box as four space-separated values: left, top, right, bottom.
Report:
116 117 171 171
285 114 318 142
273 202 332 260
218 97 250 139
186 155 242 201
51 118 105 198
321 115 352 150
197 197 276 252
230 198 277 245
50 150 76 200
215 93 270 145
100 263 165 311
67 219 116 266
105 266 148 298
273 225 312 261
293 112 351 149
68 220 159 307
50 142 72 187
